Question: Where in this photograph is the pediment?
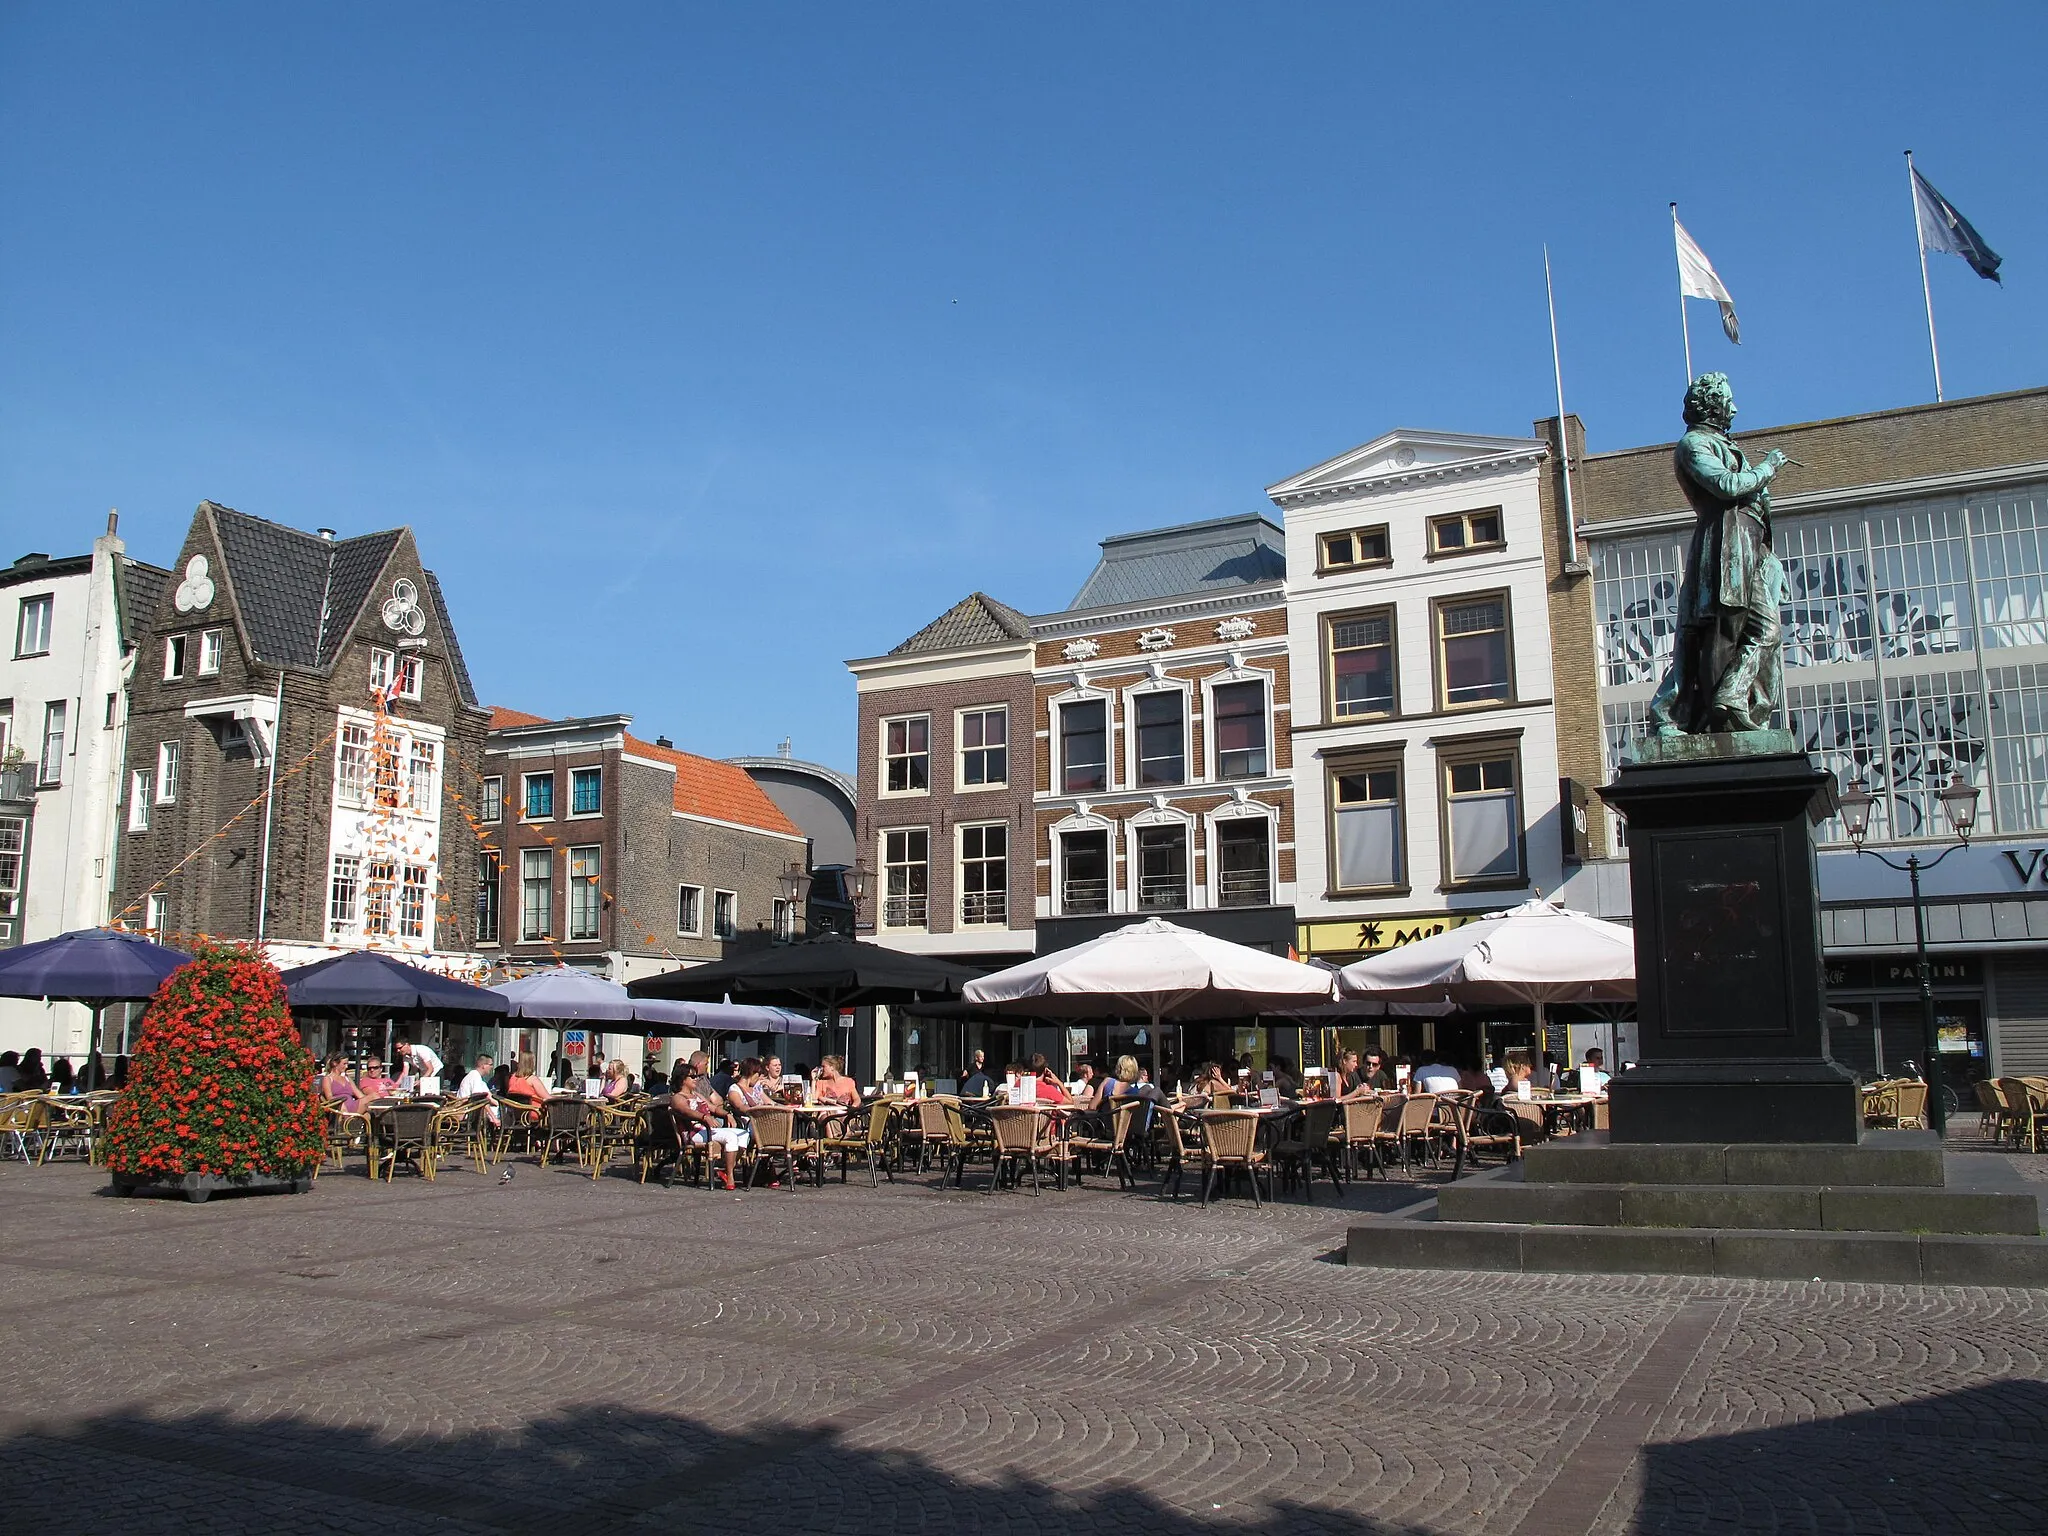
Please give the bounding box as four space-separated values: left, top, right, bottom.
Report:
1265 429 1546 504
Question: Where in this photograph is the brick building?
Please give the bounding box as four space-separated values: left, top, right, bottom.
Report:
112 503 489 969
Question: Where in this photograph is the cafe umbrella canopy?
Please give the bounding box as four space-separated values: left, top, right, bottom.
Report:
962 918 1336 1076
491 966 699 1073
1336 898 1635 1043
0 926 194 1057
280 950 509 1071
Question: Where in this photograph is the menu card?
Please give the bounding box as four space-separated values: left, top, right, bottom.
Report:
1012 1073 1039 1105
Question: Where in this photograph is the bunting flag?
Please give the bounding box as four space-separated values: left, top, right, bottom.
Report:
1674 215 1741 343
1912 164 2003 283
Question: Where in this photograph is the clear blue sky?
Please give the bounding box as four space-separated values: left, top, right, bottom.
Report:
3 4 2042 774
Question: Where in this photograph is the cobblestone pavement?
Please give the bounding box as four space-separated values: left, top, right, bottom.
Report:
2 1146 2045 1536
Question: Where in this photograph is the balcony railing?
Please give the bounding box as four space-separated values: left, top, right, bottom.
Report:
960 890 1007 927
1217 867 1272 908
0 765 32 802
1137 875 1187 911
883 894 928 929
1062 878 1109 915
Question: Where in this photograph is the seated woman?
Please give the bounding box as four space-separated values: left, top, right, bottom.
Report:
810 1056 862 1109
1177 1061 1233 1107
600 1058 632 1101
318 1054 363 1111
673 1063 748 1191
1102 1054 1161 1104
504 1055 554 1107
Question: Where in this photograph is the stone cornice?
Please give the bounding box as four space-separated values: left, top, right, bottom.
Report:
1267 446 1550 509
1030 584 1284 639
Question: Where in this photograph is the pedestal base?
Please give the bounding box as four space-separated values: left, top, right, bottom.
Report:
1609 1058 1863 1144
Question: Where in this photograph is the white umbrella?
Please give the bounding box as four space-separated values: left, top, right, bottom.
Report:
963 918 1334 1074
1336 898 1634 1039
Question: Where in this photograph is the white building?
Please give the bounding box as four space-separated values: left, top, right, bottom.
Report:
1272 430 1565 965
0 521 169 1057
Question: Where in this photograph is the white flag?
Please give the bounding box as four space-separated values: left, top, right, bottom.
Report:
1674 215 1741 343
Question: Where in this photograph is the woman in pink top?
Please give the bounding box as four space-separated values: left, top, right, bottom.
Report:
600 1058 630 1100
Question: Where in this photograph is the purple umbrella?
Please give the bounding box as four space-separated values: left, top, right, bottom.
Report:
0 927 191 1007
281 950 508 1016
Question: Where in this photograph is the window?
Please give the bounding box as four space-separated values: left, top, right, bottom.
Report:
143 891 167 937
364 860 397 937
104 692 118 729
1328 610 1396 720
1061 829 1110 914
1136 825 1188 910
399 864 429 941
1318 526 1390 573
882 828 929 929
1437 595 1512 708
1060 700 1108 793
570 767 602 816
523 772 555 819
959 707 1008 788
370 648 421 700
1135 692 1186 787
128 770 153 831
568 846 601 939
14 595 52 658
521 849 553 940
1216 819 1272 907
337 722 373 804
408 738 438 814
476 851 501 944
1331 763 1403 892
772 897 794 941
883 715 930 794
1212 680 1268 779
198 629 223 677
960 824 1007 926
163 634 188 681
677 883 702 936
373 736 402 808
1444 751 1522 883
156 741 180 804
479 776 504 823
713 890 738 939
1430 506 1504 554
0 817 22 942
38 701 65 786
328 854 362 933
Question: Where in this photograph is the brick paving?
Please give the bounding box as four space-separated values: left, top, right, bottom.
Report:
1 1148 2045 1535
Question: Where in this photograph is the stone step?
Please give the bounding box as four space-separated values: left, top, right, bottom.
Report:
1438 1176 2039 1236
1521 1129 1944 1188
1347 1218 2048 1287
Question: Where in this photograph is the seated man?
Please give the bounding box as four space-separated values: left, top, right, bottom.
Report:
457 1053 501 1126
356 1060 402 1100
1580 1049 1612 1094
1411 1055 1462 1095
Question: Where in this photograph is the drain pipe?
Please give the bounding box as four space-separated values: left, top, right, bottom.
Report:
254 672 285 944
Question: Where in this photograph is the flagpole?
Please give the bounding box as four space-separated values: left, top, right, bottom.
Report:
1671 202 1693 384
1905 151 1944 403
1543 245 1581 560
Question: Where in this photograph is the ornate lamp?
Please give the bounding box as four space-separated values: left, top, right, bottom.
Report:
1837 782 1878 845
1938 774 1981 842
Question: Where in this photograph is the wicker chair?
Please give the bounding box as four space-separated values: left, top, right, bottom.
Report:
634 1104 690 1185
1443 1097 1522 1178
821 1099 897 1185
1974 1078 2006 1141
30 1097 94 1165
1270 1101 1342 1202
2004 1078 2048 1153
1863 1079 1901 1129
745 1106 817 1189
1162 1107 1207 1200
1373 1094 1439 1174
985 1105 1057 1194
422 1100 486 1178
536 1098 590 1168
932 1101 989 1188
1066 1099 1140 1190
1340 1098 1384 1179
0 1093 43 1162
369 1102 437 1181
321 1098 368 1172
1198 1109 1270 1206
1890 1080 1930 1131
580 1103 640 1180
905 1099 950 1172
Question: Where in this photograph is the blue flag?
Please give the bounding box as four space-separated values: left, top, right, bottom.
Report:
1913 166 2003 283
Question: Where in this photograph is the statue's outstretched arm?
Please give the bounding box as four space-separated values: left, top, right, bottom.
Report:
1679 436 1783 502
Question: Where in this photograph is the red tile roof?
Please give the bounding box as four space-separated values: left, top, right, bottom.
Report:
486 705 801 838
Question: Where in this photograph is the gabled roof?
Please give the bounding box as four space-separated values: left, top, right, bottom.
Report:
889 592 1033 654
489 706 550 730
204 504 406 667
118 558 170 648
1065 513 1285 612
1264 428 1547 505
420 569 479 707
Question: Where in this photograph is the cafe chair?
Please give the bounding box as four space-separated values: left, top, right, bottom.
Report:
745 1106 817 1190
986 1105 1056 1194
1197 1109 1270 1207
536 1098 590 1168
1066 1099 1140 1190
1374 1094 1439 1175
822 1099 898 1186
370 1102 436 1181
1271 1100 1343 1202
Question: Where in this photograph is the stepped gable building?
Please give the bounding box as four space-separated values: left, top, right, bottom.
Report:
1274 431 1567 969
112 502 489 966
846 592 1037 960
1031 514 1295 953
479 707 806 985
0 521 168 1057
1547 385 2048 1082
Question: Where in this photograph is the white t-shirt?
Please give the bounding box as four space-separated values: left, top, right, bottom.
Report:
1413 1064 1461 1093
457 1069 491 1099
407 1044 444 1079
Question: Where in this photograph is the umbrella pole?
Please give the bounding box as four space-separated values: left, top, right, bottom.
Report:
1151 1013 1162 1085
1533 999 1547 1082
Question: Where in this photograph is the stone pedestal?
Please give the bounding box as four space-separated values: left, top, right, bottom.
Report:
1598 738 1860 1144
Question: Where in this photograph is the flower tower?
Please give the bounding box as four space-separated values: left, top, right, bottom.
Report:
104 942 326 1201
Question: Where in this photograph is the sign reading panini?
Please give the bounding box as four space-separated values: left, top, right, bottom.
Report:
1297 912 1485 960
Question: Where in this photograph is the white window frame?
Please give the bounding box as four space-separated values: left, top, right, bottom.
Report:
677 883 703 937
879 827 929 932
712 889 738 939
569 766 603 818
479 775 504 824
1126 683 1191 790
1205 670 1273 782
328 855 363 937
1057 693 1111 795
567 844 602 940
336 720 374 806
407 738 439 815
521 848 553 940
163 634 188 681
522 771 556 821
1053 816 1115 917
1209 806 1276 909
398 863 430 941
129 770 153 831
197 628 223 677
14 594 52 658
880 714 931 797
772 896 794 941
956 705 1009 792
143 891 167 937
38 701 65 787
957 821 1009 927
364 859 398 938
156 740 180 805
0 816 23 942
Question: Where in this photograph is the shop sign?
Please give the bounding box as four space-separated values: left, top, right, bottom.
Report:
1298 912 1485 960
563 1029 587 1058
1824 955 1982 991
1819 842 2048 902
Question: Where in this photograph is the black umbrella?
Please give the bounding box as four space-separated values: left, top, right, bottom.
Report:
281 951 509 1016
627 935 980 1011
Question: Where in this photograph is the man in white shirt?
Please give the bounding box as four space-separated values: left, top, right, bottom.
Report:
458 1053 498 1125
1580 1048 1611 1094
1413 1057 1462 1094
399 1038 444 1093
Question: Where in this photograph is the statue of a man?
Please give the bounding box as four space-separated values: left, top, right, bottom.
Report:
1647 372 1789 736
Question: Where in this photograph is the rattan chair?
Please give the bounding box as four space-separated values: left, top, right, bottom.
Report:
1373 1094 1439 1174
634 1103 689 1184
536 1098 591 1168
1162 1107 1206 1200
369 1102 437 1181
0 1092 43 1162
1339 1098 1384 1179
932 1101 989 1188
1973 1078 2007 1140
1270 1101 1342 1202
1066 1099 1140 1190
32 1097 95 1164
422 1100 486 1178
1197 1109 1270 1206
745 1106 817 1189
1890 1079 1930 1131
819 1099 897 1185
986 1105 1057 1193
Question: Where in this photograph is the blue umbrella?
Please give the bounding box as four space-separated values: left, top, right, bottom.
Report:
280 950 508 1016
0 927 191 1007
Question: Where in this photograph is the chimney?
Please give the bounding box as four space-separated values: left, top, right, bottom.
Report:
107 510 119 535
655 735 673 749
316 528 337 542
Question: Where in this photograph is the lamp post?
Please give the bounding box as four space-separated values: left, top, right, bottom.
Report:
1837 772 1981 1136
846 859 873 935
775 861 813 943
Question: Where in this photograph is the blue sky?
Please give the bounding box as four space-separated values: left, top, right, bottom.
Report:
2 3 2041 774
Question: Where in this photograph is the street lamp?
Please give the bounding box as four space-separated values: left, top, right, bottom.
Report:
847 859 873 931
1838 772 1981 1135
775 861 813 942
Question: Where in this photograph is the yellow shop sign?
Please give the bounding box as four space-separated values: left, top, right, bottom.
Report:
1297 912 1484 960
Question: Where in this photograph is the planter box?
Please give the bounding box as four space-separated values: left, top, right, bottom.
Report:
110 1170 313 1204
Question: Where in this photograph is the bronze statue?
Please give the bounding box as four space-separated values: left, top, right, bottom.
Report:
1647 372 1789 736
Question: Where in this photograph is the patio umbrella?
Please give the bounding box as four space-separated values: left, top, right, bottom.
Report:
281 950 510 1016
0 927 193 1058
1337 898 1634 1040
671 1001 820 1038
493 966 700 1078
962 918 1334 1076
